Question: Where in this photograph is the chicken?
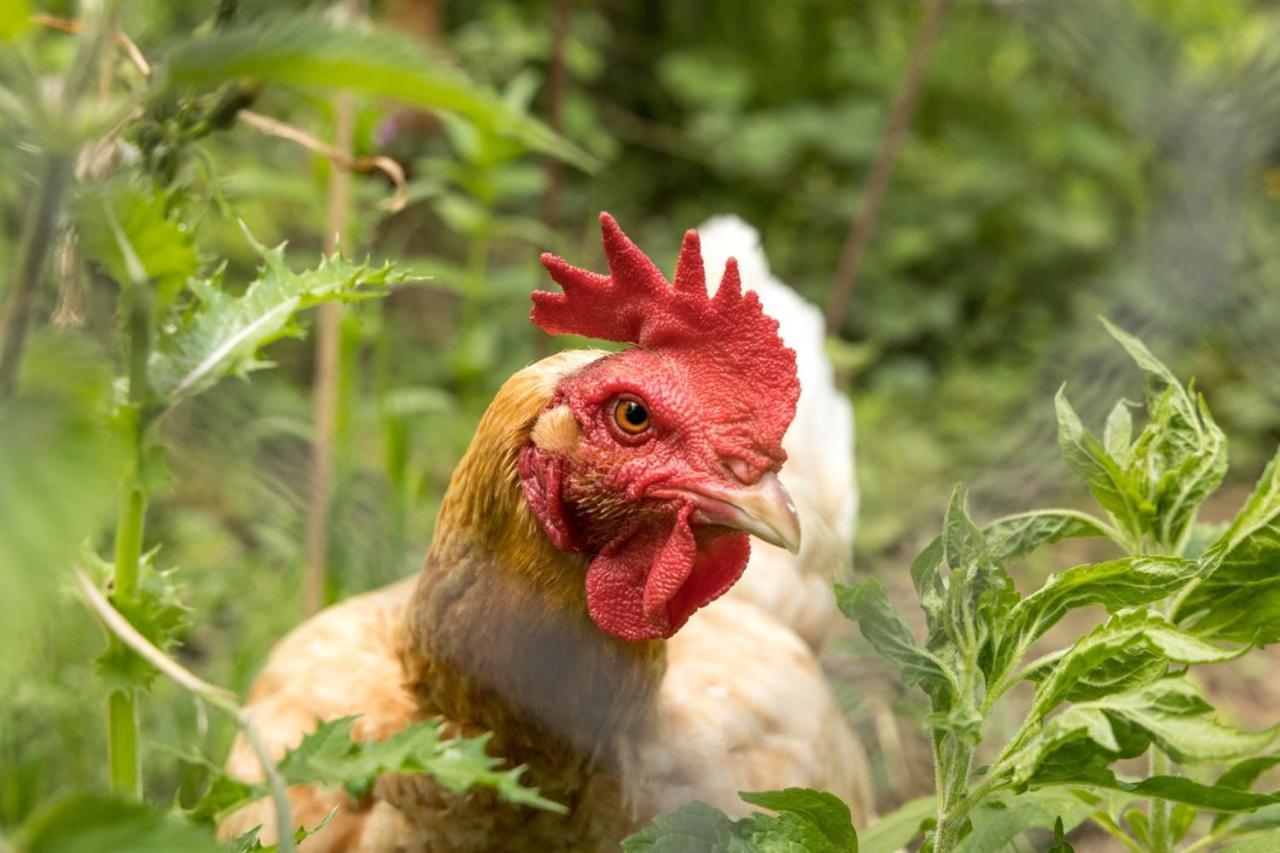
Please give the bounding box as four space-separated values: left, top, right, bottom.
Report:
699 215 859 648
220 214 868 851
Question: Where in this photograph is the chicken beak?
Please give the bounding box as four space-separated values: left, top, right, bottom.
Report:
685 471 802 554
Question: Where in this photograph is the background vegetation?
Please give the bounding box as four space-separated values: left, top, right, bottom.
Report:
2 0 1279 849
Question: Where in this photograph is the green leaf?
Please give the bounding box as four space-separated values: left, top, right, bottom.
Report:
989 555 1202 682
191 716 564 823
1101 319 1228 550
149 233 411 403
1103 400 1133 463
1055 386 1147 542
739 789 857 852
1031 611 1244 717
1093 678 1275 764
836 579 953 700
954 789 1091 853
14 792 222 853
983 509 1113 563
941 486 1017 660
623 789 858 853
1174 448 1280 643
158 16 596 170
74 183 199 308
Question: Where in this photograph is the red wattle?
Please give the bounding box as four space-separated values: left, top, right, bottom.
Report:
585 512 751 642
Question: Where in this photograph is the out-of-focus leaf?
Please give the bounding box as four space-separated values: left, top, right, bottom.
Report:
1174 448 1280 643
159 16 596 170
14 792 222 853
74 183 198 308
0 340 119 685
150 231 412 403
856 796 934 853
190 716 564 823
0 0 31 42
983 509 1113 562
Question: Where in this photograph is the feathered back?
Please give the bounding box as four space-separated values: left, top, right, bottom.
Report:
696 215 859 646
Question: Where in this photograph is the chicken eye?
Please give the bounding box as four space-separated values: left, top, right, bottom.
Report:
613 398 651 434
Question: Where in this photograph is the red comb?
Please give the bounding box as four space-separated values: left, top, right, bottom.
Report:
533 212 799 448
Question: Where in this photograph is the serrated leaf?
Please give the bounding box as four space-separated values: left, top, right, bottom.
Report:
1174 448 1280 643
94 561 192 692
191 716 564 823
150 237 410 403
1055 386 1147 543
14 792 222 853
159 16 596 170
836 579 953 701
983 509 1113 563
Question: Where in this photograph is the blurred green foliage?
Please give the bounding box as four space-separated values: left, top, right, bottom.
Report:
0 0 1278 841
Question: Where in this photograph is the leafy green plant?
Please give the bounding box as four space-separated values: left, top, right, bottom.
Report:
837 320 1280 851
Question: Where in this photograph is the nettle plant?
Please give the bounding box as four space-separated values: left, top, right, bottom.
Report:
840 320 1280 853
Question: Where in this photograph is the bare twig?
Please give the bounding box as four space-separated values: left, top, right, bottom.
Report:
33 13 151 76
75 569 296 852
304 0 364 617
238 110 407 213
824 0 950 332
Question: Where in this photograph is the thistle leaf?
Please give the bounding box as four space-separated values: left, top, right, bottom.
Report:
150 237 411 403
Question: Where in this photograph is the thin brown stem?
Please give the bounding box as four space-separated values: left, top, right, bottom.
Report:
304 0 363 616
824 0 950 333
535 0 572 358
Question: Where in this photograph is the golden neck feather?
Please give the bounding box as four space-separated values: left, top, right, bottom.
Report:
401 350 665 777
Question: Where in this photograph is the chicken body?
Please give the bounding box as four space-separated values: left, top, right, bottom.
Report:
221 221 867 850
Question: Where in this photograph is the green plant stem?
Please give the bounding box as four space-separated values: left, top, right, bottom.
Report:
106 284 152 798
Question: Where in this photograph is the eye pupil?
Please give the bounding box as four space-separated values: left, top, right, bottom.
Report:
614 398 651 434
623 401 647 425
